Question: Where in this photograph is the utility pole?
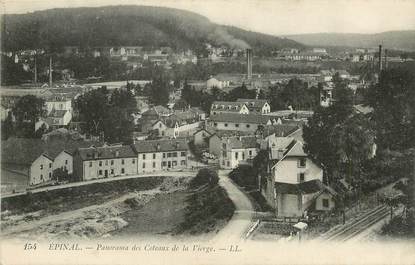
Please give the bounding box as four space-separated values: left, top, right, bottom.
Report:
34 55 37 84
49 56 53 88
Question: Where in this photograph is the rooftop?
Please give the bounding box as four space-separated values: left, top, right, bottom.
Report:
209 113 271 124
133 138 188 153
77 144 136 161
275 179 325 195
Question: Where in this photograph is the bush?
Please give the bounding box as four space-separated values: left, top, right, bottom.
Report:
229 165 257 189
176 185 235 234
189 168 218 188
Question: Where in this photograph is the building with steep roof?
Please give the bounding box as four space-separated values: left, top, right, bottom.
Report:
259 136 336 217
208 113 281 132
236 98 271 114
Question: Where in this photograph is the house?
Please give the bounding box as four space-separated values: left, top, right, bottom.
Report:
73 144 137 181
259 136 336 217
206 77 231 89
208 113 276 132
133 139 189 173
159 112 203 138
210 101 250 115
193 128 215 146
208 130 256 157
1 137 86 186
46 109 72 127
236 99 271 114
218 136 259 169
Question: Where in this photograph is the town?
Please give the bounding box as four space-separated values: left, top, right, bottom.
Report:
1 5 414 245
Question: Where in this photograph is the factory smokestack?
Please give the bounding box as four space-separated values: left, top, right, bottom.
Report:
384 49 388 70
378 45 383 72
246 49 252 80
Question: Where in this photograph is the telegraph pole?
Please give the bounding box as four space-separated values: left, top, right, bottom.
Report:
49 56 53 88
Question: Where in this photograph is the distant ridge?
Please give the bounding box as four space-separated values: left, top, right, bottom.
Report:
283 30 415 51
1 5 303 55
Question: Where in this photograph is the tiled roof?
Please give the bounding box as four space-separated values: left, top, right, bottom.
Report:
1 137 97 165
211 101 246 112
77 144 136 161
225 136 258 149
209 113 271 124
262 124 299 137
274 179 325 194
133 139 188 153
236 98 268 106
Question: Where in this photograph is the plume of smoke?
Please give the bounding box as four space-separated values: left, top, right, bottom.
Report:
209 27 251 49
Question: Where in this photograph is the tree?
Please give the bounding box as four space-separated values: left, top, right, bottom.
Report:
303 84 373 184
226 83 255 101
110 88 137 114
190 168 219 188
365 68 415 151
52 168 72 183
12 95 46 138
149 75 170 106
75 89 108 136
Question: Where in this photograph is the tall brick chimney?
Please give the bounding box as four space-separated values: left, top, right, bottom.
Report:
378 45 383 72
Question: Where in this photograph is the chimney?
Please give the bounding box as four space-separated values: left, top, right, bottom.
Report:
384 49 388 70
246 49 252 80
49 56 53 88
378 45 383 72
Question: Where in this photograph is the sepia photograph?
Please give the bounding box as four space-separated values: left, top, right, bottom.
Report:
0 0 415 264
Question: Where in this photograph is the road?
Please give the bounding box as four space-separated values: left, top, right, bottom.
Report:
1 170 197 199
212 170 255 243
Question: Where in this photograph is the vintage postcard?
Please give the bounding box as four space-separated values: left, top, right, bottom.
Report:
1 0 415 264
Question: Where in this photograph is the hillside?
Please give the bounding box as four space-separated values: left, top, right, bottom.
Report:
1 5 303 55
284 31 415 51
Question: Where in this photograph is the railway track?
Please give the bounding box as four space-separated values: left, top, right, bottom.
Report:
321 204 390 242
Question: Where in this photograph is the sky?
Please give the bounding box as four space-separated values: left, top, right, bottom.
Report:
2 0 415 35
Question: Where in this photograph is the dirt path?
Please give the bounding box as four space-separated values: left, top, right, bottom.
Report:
212 170 255 243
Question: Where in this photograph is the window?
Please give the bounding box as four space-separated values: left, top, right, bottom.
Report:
181 151 186 157
299 173 305 182
111 169 114 174
227 161 230 167
235 152 239 159
235 123 239 127
181 160 186 166
222 143 226 149
173 152 177 158
111 160 114 165
172 161 177 166
40 174 43 180
246 124 250 128
242 152 245 160
167 153 172 158
132 159 136 164
249 150 252 156
65 160 68 165
224 123 228 127
153 162 156 168
121 168 125 174
49 163 52 168
99 161 102 166
121 159 125 165
162 161 167 167
40 164 43 170
322 198 329 208
143 162 146 168
105 160 108 166
98 170 102 175
214 123 218 127
153 153 156 159
49 172 52 179
89 161 92 167
299 158 306 168
143 154 146 160
163 153 166 158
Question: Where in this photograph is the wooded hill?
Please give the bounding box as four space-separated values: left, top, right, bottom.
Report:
2 5 303 56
